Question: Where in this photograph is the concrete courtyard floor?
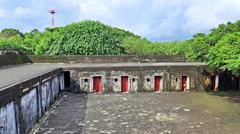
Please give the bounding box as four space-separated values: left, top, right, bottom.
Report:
34 92 240 134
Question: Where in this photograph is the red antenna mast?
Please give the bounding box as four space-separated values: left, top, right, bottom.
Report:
49 9 56 28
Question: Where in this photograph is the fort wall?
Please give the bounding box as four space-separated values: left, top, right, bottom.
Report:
0 69 64 134
0 49 32 67
30 55 187 63
1 49 239 134
64 65 206 93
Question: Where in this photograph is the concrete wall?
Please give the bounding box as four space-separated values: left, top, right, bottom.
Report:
30 55 187 63
0 102 17 134
67 65 205 93
0 70 65 134
21 88 38 133
0 49 32 67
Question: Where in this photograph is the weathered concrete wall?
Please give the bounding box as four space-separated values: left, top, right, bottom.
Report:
67 65 206 93
0 49 32 67
21 89 38 133
30 55 188 63
0 102 17 134
168 66 203 91
0 70 65 134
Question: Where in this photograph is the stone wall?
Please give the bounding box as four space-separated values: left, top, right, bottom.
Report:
65 65 206 93
0 69 65 134
30 55 187 63
0 49 32 67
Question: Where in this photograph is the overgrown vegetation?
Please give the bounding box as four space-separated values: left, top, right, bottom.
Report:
0 21 138 55
123 37 190 56
47 21 138 55
1 20 240 74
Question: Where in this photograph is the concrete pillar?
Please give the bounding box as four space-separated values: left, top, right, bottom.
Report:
166 67 171 92
105 71 112 93
214 75 219 91
138 68 145 92
187 76 190 90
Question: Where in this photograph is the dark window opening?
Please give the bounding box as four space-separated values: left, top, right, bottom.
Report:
147 78 150 82
64 71 70 88
84 79 89 82
114 78 118 82
132 78 136 82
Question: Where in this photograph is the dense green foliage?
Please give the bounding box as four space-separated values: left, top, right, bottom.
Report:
0 21 138 55
0 28 23 38
124 37 189 56
192 21 240 75
1 20 240 74
208 32 240 74
47 21 138 55
124 20 240 74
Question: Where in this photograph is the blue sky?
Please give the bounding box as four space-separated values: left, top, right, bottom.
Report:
0 0 240 41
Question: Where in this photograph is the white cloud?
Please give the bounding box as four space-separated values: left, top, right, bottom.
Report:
0 9 4 18
78 1 113 20
183 0 240 34
111 0 139 6
69 0 240 40
13 7 36 17
1 0 240 40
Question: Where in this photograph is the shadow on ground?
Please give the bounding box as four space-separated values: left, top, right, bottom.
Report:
35 92 88 134
207 90 240 103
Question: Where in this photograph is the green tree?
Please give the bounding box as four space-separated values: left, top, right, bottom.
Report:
186 33 210 61
208 32 240 74
48 21 138 55
0 28 24 38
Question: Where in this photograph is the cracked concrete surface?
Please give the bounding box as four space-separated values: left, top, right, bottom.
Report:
35 92 240 134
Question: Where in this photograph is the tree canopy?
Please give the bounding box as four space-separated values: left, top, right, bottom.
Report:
1 20 240 74
0 28 24 38
47 21 138 55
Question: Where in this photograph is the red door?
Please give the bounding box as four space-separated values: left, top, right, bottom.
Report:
182 76 187 92
93 76 102 93
154 76 161 92
121 76 129 92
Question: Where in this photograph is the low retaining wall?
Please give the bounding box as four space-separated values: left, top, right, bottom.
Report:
0 69 65 134
0 49 32 67
0 49 188 64
30 55 187 63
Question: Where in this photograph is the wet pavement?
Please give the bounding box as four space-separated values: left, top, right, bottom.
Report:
35 92 240 134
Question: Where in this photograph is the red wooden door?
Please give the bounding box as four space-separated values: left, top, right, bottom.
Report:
154 76 161 91
93 76 102 93
182 76 187 92
121 76 129 92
